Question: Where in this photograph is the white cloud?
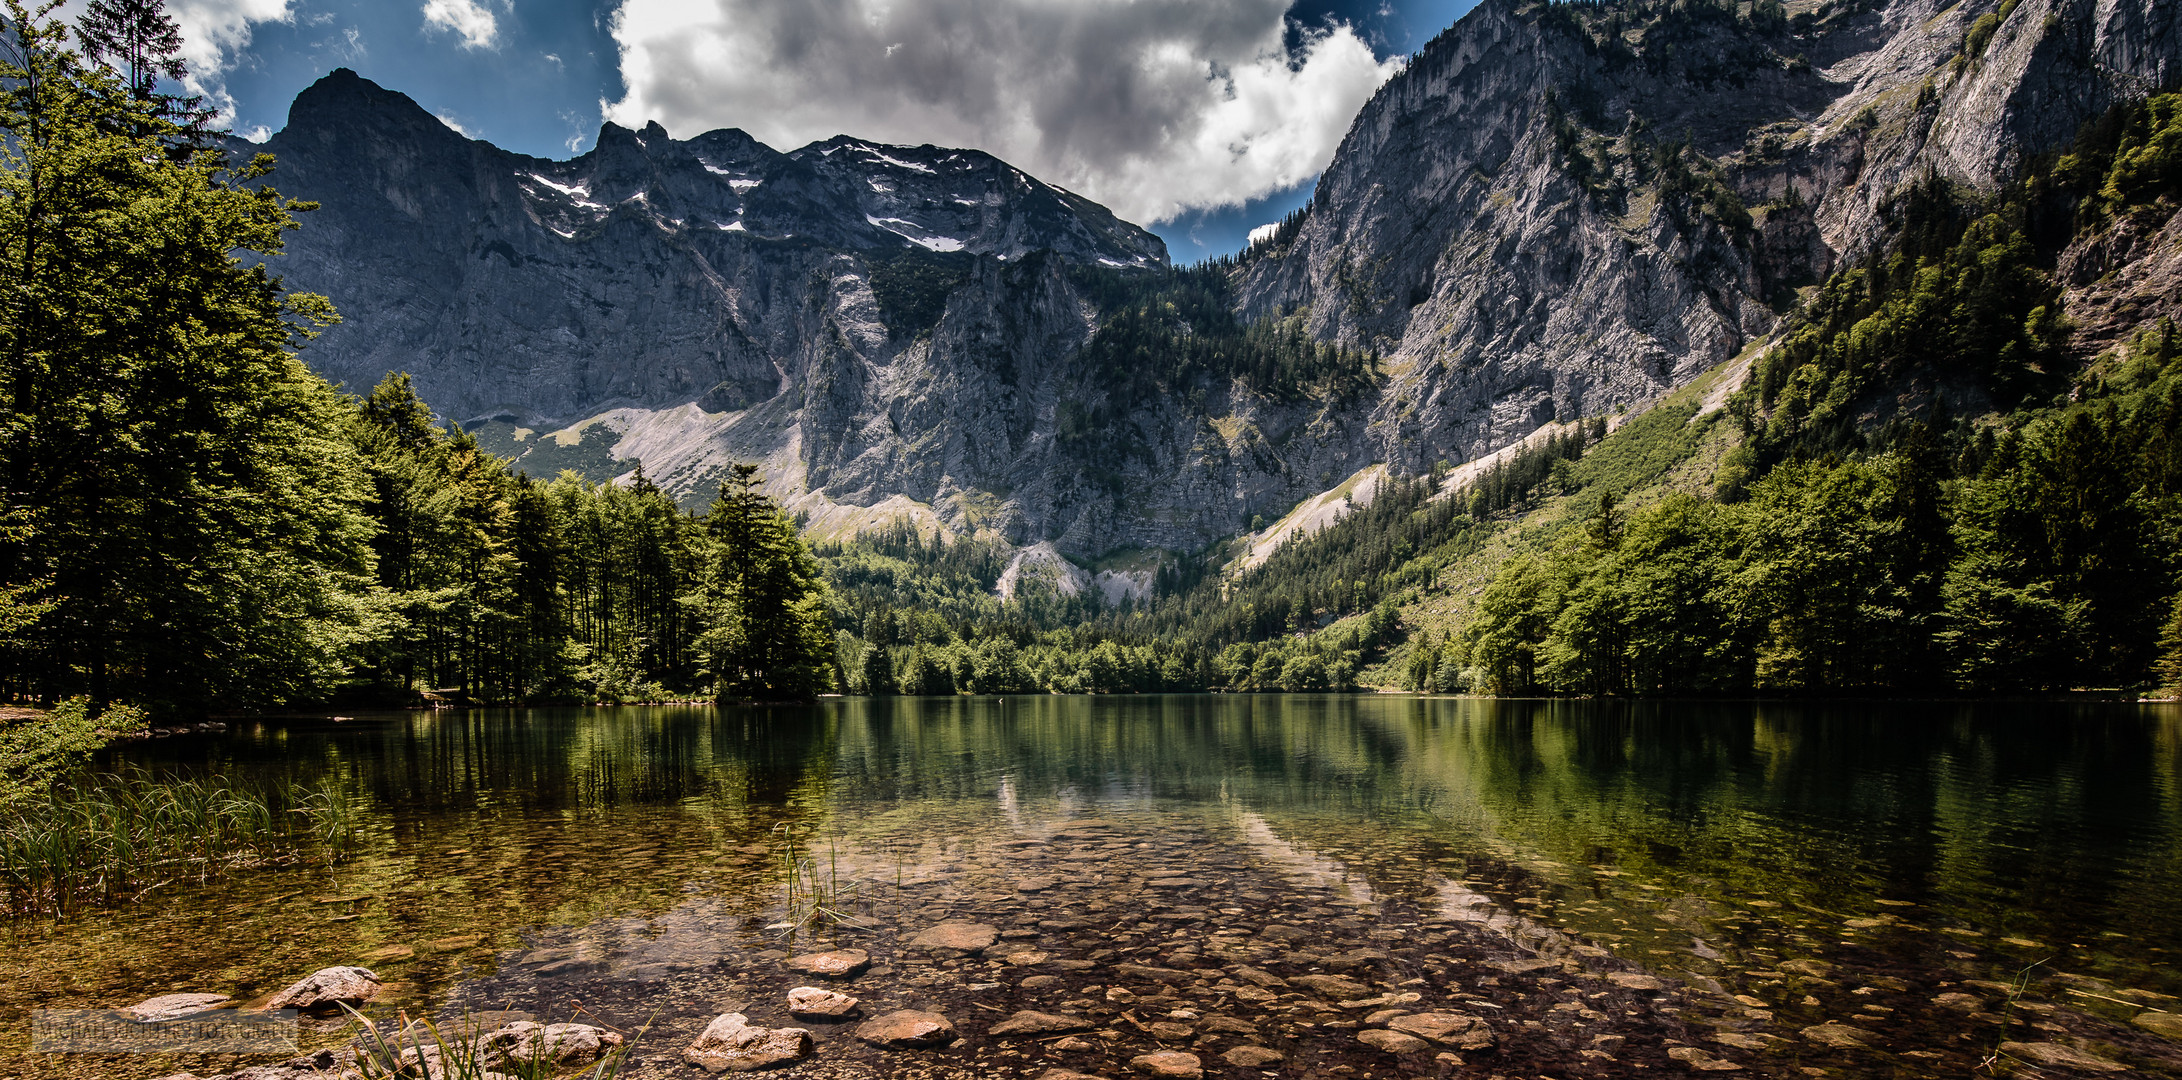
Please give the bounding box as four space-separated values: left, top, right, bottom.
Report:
1248 221 1281 246
601 0 1400 225
240 123 273 143
436 112 474 136
422 0 500 50
165 0 298 121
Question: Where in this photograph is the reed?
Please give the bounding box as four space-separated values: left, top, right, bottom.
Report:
0 768 361 918
772 823 869 933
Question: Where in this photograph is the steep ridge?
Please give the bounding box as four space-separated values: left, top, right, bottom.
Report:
254 0 2179 577
1240 0 2180 472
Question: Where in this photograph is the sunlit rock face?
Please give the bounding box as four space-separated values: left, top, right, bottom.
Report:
255 0 2180 557
1241 0 2182 471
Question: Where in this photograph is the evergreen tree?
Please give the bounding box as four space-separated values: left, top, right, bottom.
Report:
0 2 372 712
689 465 834 701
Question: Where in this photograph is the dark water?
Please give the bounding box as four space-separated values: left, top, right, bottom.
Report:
5 695 2180 1077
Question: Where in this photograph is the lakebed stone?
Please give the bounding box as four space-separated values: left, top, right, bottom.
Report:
124 993 233 1022
784 948 869 979
262 966 379 1012
1357 1029 1430 1054
1222 1045 1285 1066
989 1010 1094 1036
1997 1042 2130 1072
785 986 859 1019
683 1013 811 1073
906 921 998 955
855 1009 957 1048
1385 1011 1495 1050
1129 1050 1203 1078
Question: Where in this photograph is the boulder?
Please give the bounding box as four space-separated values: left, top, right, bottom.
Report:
906 922 998 955
683 1013 812 1073
989 1010 1093 1036
1129 1051 1203 1078
263 967 379 1013
124 994 233 1022
784 948 870 979
855 1009 957 1049
786 987 860 1019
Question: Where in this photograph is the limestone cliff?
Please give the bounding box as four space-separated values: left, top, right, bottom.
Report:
256 0 2181 571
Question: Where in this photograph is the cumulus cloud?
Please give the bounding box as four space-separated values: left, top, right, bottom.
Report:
601 0 1400 225
422 0 500 50
166 0 297 120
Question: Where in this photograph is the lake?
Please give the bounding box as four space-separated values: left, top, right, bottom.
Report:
5 695 2180 1078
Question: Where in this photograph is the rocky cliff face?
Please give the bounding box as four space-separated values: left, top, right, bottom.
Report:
260 0 2180 572
1240 0 2180 472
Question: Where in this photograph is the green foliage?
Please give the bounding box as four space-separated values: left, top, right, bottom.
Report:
0 2 375 713
690 465 836 701
1751 178 2068 455
0 698 146 808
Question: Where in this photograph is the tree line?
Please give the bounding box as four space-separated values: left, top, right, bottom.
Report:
0 1 833 716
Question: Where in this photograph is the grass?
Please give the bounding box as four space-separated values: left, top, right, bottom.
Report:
771 823 871 934
344 1004 649 1080
0 769 360 918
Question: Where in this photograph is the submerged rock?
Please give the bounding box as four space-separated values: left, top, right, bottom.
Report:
906 921 998 956
855 1009 957 1048
1386 1011 1495 1050
1997 1042 2130 1072
682 1013 812 1073
784 948 869 979
989 1010 1094 1036
1128 1050 1203 1078
1357 1029 1429 1054
785 986 859 1019
124 993 232 1022
263 966 379 1012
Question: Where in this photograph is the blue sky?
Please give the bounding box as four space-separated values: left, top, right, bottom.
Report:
193 0 1483 263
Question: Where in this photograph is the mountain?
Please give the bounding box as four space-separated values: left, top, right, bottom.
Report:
253 0 2179 586
1240 0 2180 471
